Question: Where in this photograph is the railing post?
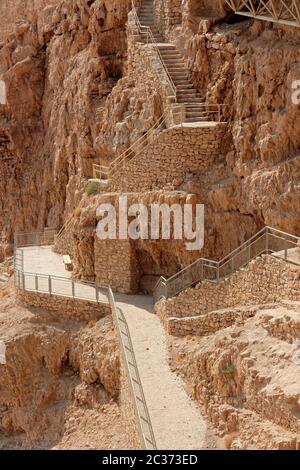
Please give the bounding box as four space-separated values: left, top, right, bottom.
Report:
217 266 220 284
266 230 269 254
218 105 221 122
48 276 52 294
164 283 168 300
35 275 38 292
22 272 25 290
72 280 75 299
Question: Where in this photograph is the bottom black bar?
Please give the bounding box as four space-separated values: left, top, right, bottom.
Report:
0 450 298 466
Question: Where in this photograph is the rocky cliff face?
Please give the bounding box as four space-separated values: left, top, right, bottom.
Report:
177 0 300 241
0 295 126 449
0 0 300 261
0 0 130 257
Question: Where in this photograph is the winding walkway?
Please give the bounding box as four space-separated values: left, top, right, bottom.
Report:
19 245 212 450
116 294 210 449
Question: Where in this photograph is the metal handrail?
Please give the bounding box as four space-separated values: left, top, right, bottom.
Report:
111 114 166 173
56 215 74 241
14 233 108 303
93 112 167 180
14 236 157 449
131 1 177 101
14 229 57 248
108 288 157 450
153 226 300 302
15 265 109 304
182 103 228 123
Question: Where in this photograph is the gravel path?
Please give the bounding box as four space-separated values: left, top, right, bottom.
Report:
116 294 211 450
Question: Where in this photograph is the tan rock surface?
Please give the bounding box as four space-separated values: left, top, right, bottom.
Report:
170 302 300 449
0 290 130 449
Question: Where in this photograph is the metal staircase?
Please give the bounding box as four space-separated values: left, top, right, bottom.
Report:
153 226 300 302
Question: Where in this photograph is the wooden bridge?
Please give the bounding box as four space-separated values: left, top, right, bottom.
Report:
225 0 300 27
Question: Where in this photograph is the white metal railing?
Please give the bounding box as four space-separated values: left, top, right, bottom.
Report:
225 0 300 27
14 230 109 303
14 228 57 248
55 215 74 243
184 103 228 122
153 226 300 302
13 230 157 450
15 267 109 303
108 288 157 450
93 112 167 181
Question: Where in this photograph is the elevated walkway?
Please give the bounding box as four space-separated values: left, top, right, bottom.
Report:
116 294 211 449
154 226 300 302
225 0 300 28
14 235 212 450
15 245 108 303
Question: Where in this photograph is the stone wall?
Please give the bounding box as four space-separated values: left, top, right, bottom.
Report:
110 123 227 192
94 238 140 294
168 305 259 337
90 190 204 294
127 13 177 124
17 290 111 322
156 255 300 329
154 0 182 38
53 227 75 256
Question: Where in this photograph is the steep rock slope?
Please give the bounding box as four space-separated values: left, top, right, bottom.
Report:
170 302 300 449
175 0 300 248
0 0 130 252
0 293 128 449
0 0 300 264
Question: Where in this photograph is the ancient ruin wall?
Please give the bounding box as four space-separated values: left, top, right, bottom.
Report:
110 124 228 192
154 0 182 38
156 255 300 328
17 290 111 321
